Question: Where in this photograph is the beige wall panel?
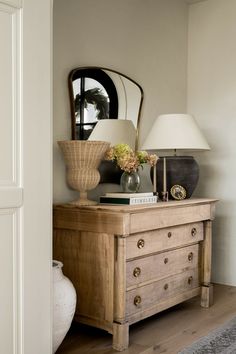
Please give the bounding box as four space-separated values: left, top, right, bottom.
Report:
188 0 236 285
53 0 188 203
0 3 22 353
0 7 15 185
0 210 15 354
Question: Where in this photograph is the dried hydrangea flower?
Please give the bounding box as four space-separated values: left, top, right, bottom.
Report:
104 143 158 173
147 154 159 167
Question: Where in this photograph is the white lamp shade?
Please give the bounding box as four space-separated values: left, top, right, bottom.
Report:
88 119 136 149
142 114 210 151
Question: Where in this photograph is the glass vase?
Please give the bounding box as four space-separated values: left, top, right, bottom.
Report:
120 170 141 193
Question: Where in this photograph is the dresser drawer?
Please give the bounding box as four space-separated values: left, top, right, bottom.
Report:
126 268 200 317
126 244 199 289
126 222 203 260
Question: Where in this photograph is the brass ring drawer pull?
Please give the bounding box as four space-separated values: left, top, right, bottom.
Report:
188 276 193 285
137 239 145 249
168 232 172 238
188 252 193 261
134 295 142 306
133 267 141 277
164 283 169 290
164 257 169 264
191 227 197 237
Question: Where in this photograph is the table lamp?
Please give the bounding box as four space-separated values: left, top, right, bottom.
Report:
142 114 210 199
89 119 137 183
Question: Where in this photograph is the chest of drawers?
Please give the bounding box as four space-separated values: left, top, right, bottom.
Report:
53 198 217 351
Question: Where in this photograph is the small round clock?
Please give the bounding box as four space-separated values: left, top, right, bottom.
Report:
170 185 187 200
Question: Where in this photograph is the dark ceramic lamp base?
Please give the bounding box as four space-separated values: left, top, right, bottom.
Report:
151 156 199 199
98 160 122 184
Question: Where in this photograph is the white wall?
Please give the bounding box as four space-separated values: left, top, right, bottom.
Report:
53 0 188 203
23 0 52 352
0 0 52 353
188 0 236 285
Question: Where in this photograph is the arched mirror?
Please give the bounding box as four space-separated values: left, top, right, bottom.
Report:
68 67 143 183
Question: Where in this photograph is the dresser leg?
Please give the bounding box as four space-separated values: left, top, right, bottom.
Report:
112 322 129 351
201 284 214 307
201 220 213 308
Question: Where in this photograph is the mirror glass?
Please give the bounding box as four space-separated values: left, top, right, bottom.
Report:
68 67 143 141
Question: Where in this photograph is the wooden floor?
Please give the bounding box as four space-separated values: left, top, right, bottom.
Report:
57 284 236 354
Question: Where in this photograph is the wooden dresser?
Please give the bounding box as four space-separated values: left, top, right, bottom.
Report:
53 198 217 351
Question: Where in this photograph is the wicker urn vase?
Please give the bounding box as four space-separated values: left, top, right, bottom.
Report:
58 140 109 205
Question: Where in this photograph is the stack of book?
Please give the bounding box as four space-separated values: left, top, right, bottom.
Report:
99 192 157 205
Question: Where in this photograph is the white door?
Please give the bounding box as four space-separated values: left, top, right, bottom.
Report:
0 0 52 353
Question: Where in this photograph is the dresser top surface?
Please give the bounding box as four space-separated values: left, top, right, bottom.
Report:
54 198 218 214
54 198 218 234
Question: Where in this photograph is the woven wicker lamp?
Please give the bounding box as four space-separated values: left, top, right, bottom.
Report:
58 140 110 205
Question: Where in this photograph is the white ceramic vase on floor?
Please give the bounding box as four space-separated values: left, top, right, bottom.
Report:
53 260 77 353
